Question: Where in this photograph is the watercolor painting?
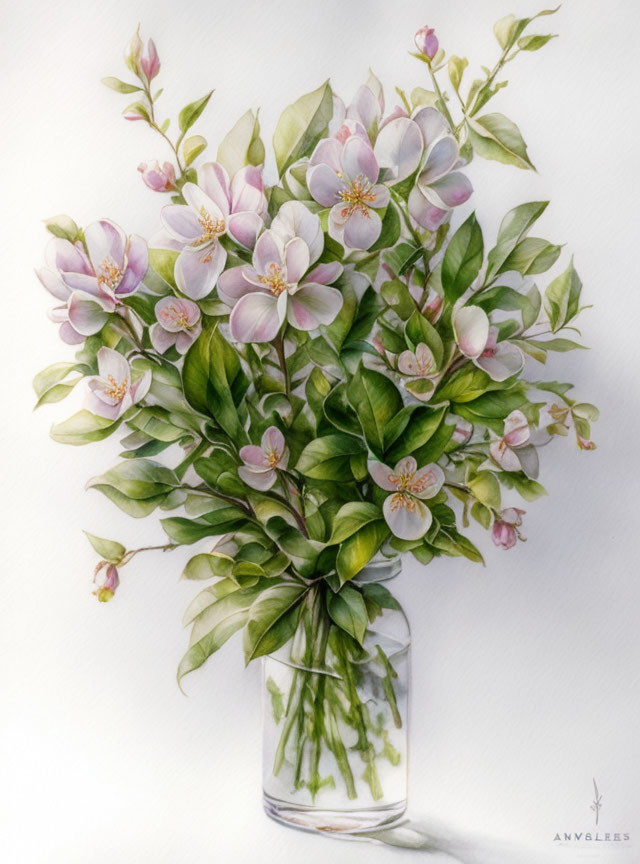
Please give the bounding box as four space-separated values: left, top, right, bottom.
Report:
4 1 639 862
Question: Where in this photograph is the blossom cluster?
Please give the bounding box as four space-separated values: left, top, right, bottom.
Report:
33 15 597 675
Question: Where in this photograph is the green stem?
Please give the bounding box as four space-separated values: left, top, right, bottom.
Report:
274 331 290 396
376 645 402 730
426 61 456 129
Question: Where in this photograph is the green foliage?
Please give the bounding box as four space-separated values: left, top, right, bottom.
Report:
273 81 333 176
178 90 214 134
217 109 265 176
467 113 535 170
442 212 484 302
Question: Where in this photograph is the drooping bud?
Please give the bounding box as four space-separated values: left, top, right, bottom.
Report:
137 160 176 192
491 508 526 550
414 26 439 60
140 38 160 82
93 561 120 602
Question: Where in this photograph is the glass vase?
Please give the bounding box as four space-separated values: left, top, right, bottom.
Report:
262 554 410 833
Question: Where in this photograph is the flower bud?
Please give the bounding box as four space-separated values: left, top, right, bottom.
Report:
93 561 120 602
415 26 439 60
137 160 176 192
491 508 526 550
140 38 160 82
124 27 143 75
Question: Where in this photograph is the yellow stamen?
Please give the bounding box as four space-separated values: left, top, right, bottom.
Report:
389 492 416 512
258 262 288 297
194 206 226 248
105 374 128 401
97 257 123 292
338 176 376 218
160 303 191 329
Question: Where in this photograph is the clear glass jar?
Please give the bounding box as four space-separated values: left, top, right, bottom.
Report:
262 554 410 833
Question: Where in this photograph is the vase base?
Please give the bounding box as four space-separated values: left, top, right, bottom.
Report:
263 792 407 834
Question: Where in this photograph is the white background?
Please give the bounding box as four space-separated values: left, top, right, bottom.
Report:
2 1 639 862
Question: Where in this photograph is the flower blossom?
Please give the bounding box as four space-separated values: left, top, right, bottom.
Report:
453 306 524 381
492 508 526 550
150 296 202 354
368 456 444 540
375 107 472 228
489 410 539 478
307 131 390 249
415 26 439 59
138 161 176 192
161 162 267 299
238 426 289 491
93 561 120 602
218 202 343 343
36 220 148 341
85 347 151 420
140 38 160 82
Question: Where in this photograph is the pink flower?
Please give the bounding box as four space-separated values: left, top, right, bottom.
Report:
161 162 267 299
93 561 120 602
218 202 343 343
375 107 472 227
492 508 526 550
150 296 202 354
489 410 539 478
415 26 439 59
397 342 439 402
238 426 289 491
36 220 148 341
85 347 151 420
307 132 390 249
368 456 444 541
138 161 176 192
140 38 160 82
453 306 524 382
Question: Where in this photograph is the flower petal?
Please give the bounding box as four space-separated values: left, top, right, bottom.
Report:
84 220 126 270
227 211 263 249
161 204 202 244
305 261 343 285
182 183 225 223
117 234 148 295
238 466 277 491
425 172 473 209
231 166 267 215
217 265 259 305
175 243 226 299
341 135 379 185
239 444 270 469
96 346 130 384
412 107 450 147
503 410 530 448
489 440 522 472
261 426 286 461
253 230 284 274
408 186 447 231
271 201 324 264
367 460 397 492
229 292 281 343
286 283 343 330
409 463 445 499
383 492 432 540
199 162 231 217
343 207 382 250
453 306 489 359
420 135 459 185
307 163 343 207
310 137 342 172
67 291 113 335
374 117 423 182
284 237 310 284
475 341 525 382
346 84 380 133
150 323 177 353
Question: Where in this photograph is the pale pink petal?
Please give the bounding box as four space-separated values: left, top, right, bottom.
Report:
239 444 270 469
503 410 530 448
341 136 379 185
412 107 450 146
227 211 263 249
515 444 539 479
426 172 473 209
383 493 432 540
59 321 85 344
182 183 225 223
368 184 390 209
85 392 123 421
367 460 398 492
154 296 200 332
175 324 201 353
475 341 525 382
453 307 489 359
374 117 423 182
305 261 343 285
408 186 447 231
409 463 445 499
96 347 130 385
420 136 459 185
199 162 231 217
46 238 92 275
307 163 344 207
393 456 418 477
503 508 525 526
84 220 127 271
490 440 522 472
217 266 259 305
343 207 382 250
346 85 380 132
238 465 277 491
310 138 342 172
150 323 177 353
175 243 226 300
271 201 324 264
284 237 310 284
117 234 148 295
161 204 202 244
37 266 71 301
286 283 343 330
59 271 102 296
261 426 286 461
67 291 113 335
253 230 284 274
131 370 152 403
231 166 267 215
398 350 419 376
229 292 280 343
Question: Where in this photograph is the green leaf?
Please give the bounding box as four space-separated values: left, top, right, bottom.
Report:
43 214 80 242
404 311 445 368
217 109 265 176
83 532 126 563
182 134 207 167
148 248 179 289
243 582 308 663
323 383 362 437
182 321 248 442
273 81 333 176
485 201 549 282
266 677 285 723
327 585 368 645
101 76 142 94
162 512 244 544
527 337 587 352
360 582 400 611
329 502 382 545
33 361 82 408
178 584 265 683
497 472 547 502
500 237 562 276
50 410 120 446
380 278 415 320
448 55 469 93
544 257 583 332
369 202 401 251
384 242 423 277
87 459 178 499
518 34 557 51
493 7 559 52
386 405 447 462
296 433 364 480
468 113 535 170
467 471 501 509
336 520 389 584
178 90 214 134
347 365 403 457
441 212 484 303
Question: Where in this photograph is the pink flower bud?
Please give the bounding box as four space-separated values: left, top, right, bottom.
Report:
415 26 439 60
491 508 526 551
140 38 160 82
137 161 176 192
93 561 120 602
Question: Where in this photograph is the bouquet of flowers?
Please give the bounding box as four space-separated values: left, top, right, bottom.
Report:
34 8 598 831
